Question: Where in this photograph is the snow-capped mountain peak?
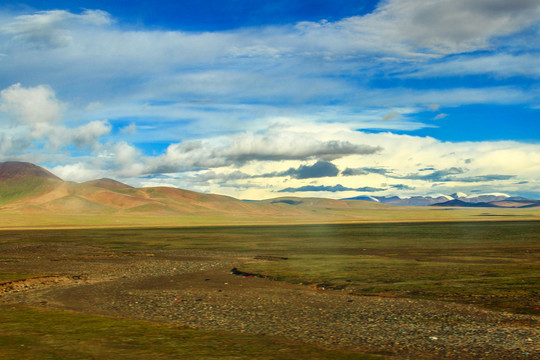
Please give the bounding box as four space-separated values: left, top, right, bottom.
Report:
439 195 454 201
344 192 527 207
450 192 468 199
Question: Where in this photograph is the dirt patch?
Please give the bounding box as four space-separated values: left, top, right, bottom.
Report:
0 275 83 294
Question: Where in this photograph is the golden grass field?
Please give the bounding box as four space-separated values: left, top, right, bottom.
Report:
0 205 538 229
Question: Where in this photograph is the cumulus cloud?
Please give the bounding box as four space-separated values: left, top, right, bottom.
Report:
0 5 536 154
148 129 381 174
71 120 111 150
120 123 137 134
367 0 540 54
0 6 538 199
0 83 110 152
221 132 380 163
50 162 104 182
190 161 339 183
111 141 145 177
109 127 540 199
0 83 63 125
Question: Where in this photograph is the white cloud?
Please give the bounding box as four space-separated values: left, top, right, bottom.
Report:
81 122 538 199
2 113 535 199
367 0 540 54
0 83 64 125
0 83 110 152
50 162 105 182
70 120 111 150
381 111 401 121
111 141 145 177
147 128 381 175
433 113 448 120
1 9 111 49
0 6 538 199
0 5 538 137
85 101 103 111
403 53 540 79
78 9 112 26
120 123 137 134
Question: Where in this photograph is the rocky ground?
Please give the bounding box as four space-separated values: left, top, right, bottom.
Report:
1 241 538 359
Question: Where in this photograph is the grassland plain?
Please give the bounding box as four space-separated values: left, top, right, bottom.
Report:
0 221 539 359
0 204 539 229
1 221 539 313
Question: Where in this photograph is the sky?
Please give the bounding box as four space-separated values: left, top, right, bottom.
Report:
0 0 539 200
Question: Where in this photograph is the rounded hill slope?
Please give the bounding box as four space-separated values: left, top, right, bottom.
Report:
0 161 62 182
0 162 63 206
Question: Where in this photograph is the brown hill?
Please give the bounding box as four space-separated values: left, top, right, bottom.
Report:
83 178 134 191
0 161 386 218
0 161 62 182
0 162 64 206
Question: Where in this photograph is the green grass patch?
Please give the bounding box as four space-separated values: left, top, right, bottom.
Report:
239 253 539 314
0 272 38 282
0 304 380 360
0 178 58 206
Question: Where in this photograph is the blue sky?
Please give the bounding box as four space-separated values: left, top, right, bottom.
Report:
2 1 379 30
1 0 539 199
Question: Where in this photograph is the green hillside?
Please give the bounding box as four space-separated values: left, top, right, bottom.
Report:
0 162 63 206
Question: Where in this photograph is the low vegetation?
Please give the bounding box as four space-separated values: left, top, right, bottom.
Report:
236 221 540 314
0 272 37 282
1 221 538 314
0 304 379 360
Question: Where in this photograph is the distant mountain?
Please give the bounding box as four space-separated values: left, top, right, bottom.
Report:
344 195 380 202
450 192 468 200
345 191 538 208
345 194 453 206
456 193 511 203
432 199 499 208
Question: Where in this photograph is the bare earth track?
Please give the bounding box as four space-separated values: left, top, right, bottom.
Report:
0 241 538 360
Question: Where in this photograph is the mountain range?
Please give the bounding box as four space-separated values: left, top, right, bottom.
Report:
1 162 538 218
345 192 540 208
0 161 388 218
